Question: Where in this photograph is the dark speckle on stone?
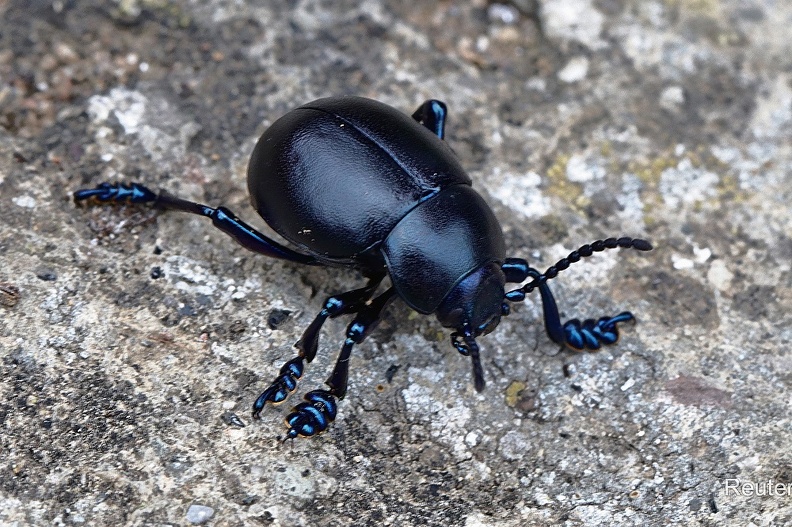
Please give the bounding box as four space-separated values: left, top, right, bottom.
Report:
385 364 400 383
150 266 163 279
196 294 212 306
266 308 291 330
178 304 197 316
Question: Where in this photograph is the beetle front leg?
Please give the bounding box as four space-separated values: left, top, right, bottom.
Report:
412 100 448 139
252 274 385 417
502 257 637 352
283 288 396 439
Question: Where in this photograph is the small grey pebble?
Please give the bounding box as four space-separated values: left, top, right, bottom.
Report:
186 504 214 525
36 268 57 281
221 411 245 428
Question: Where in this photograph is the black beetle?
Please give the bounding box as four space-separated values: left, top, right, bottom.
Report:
74 96 651 439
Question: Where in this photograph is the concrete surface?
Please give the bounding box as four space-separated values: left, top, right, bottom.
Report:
1 0 790 525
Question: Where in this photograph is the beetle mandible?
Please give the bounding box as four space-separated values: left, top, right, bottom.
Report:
74 96 652 439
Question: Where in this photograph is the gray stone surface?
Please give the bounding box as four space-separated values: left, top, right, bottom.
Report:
1 0 790 525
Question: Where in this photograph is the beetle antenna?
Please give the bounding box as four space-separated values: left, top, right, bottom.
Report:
451 325 486 392
504 237 652 302
465 334 485 392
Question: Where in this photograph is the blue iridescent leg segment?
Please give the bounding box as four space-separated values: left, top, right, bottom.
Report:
502 237 652 351
73 182 321 265
284 288 396 439
412 100 448 139
252 275 384 418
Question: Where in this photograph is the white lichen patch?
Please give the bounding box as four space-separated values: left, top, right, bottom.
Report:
164 255 261 303
401 366 473 456
558 56 589 83
616 174 647 227
491 170 551 218
659 158 719 209
542 0 606 50
87 87 201 162
565 153 605 184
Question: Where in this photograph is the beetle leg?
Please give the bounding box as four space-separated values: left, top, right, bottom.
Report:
501 236 652 352
412 100 448 139
507 264 637 351
252 274 385 417
73 182 322 265
295 273 385 362
283 288 396 439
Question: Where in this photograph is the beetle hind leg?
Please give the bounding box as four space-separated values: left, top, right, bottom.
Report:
73 181 322 265
412 100 448 139
283 288 396 439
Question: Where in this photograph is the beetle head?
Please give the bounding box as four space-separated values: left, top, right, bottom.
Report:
435 263 506 391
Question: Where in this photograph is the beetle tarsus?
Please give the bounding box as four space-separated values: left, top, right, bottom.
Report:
562 312 635 351
73 182 158 205
252 356 306 418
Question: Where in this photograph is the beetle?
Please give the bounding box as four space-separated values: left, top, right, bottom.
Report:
74 96 652 439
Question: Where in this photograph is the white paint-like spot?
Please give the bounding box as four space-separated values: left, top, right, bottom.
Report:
12 195 36 208
464 512 500 527
186 504 214 525
525 77 547 92
671 255 695 270
87 87 201 162
660 86 685 111
620 378 636 391
487 3 519 24
693 245 712 264
659 158 719 208
465 430 481 447
491 170 551 218
558 56 589 83
707 259 733 291
542 0 605 49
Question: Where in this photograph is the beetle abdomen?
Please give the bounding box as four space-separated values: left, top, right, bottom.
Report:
382 184 506 314
247 97 470 261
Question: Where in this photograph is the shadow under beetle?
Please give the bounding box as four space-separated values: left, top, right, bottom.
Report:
74 96 652 439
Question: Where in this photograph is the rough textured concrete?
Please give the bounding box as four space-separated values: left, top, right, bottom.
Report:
1 1 790 525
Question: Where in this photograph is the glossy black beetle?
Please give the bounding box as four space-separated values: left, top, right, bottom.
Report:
74 96 652 439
